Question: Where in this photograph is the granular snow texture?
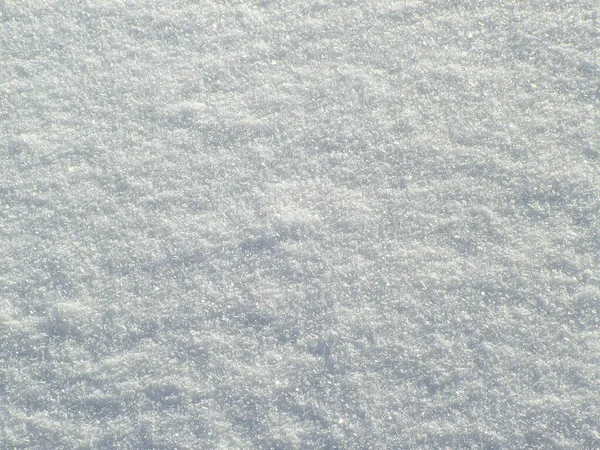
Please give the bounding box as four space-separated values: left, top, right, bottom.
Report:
1 1 600 448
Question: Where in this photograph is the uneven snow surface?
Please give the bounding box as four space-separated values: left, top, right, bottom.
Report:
2 1 600 448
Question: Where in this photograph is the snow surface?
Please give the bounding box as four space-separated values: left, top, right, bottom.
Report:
1 0 600 448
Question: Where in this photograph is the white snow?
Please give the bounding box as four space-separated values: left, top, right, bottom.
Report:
1 0 599 448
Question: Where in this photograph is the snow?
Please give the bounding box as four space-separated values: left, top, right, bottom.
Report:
1 0 600 448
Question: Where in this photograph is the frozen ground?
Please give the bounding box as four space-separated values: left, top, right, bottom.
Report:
1 0 599 448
